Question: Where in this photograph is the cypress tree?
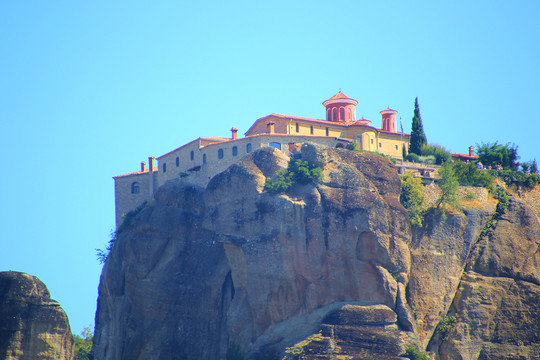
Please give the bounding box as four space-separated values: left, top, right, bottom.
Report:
409 97 427 155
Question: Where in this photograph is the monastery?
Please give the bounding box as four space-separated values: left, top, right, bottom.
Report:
113 92 411 226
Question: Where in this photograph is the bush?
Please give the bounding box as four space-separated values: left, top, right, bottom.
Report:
264 159 323 194
400 173 425 227
401 345 430 360
421 144 452 165
405 153 419 163
435 315 457 341
453 162 494 187
417 155 436 165
73 326 93 360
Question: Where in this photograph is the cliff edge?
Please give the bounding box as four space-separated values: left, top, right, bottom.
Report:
0 271 74 360
94 144 540 360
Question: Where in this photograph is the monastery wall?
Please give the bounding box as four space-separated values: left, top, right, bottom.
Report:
114 171 156 226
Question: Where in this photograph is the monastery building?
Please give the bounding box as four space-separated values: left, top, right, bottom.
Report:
113 92 410 226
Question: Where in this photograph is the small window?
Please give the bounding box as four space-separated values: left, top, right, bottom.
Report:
246 143 252 153
379 143 382 148
269 142 281 150
190 151 194 161
203 154 207 164
131 182 139 194
371 139 374 144
218 149 224 159
163 163 167 173
232 146 238 156
176 156 179 167
325 127 329 136
296 123 299 132
310 126 314 135
395 145 398 150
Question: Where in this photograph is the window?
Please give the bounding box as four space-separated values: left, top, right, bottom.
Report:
295 123 299 132
203 154 207 164
371 139 374 144
269 142 281 150
310 125 314 135
163 163 167 172
379 143 382 148
325 127 329 136
131 182 139 194
246 143 252 153
190 151 194 161
176 157 179 167
395 145 398 150
232 146 238 156
339 108 345 121
218 148 224 159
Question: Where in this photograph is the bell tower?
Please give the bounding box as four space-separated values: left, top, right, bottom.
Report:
323 91 358 122
380 107 398 132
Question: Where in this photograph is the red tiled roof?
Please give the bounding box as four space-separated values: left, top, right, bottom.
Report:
113 168 158 179
451 153 479 160
329 91 352 100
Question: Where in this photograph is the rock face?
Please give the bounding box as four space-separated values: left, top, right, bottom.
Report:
94 144 414 359
0 271 74 360
93 144 540 359
432 197 540 359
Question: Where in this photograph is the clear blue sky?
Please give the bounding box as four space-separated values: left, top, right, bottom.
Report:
1 1 538 335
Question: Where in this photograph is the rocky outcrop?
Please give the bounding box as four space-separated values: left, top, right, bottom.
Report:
432 197 540 359
93 144 540 360
94 144 416 359
0 271 74 360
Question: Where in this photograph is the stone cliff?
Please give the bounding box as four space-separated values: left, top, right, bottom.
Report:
94 144 540 360
0 271 74 360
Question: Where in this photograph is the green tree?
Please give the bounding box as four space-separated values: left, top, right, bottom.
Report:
453 162 494 187
73 326 93 360
400 173 425 227
264 159 323 194
476 142 519 170
421 144 451 165
409 97 427 155
437 162 459 208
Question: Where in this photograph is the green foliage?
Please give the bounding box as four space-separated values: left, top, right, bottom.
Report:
478 186 509 240
531 159 538 174
405 153 419 163
437 162 459 209
476 142 519 170
409 97 427 156
417 155 436 165
452 162 494 187
265 160 323 194
435 315 457 341
73 326 93 360
421 144 452 165
96 201 147 264
401 345 430 360
488 169 540 190
400 173 425 227
346 141 357 151
282 333 346 360
226 342 245 360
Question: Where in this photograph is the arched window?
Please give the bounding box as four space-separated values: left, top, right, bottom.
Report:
203 154 207 164
347 109 351 121
332 108 337 121
232 146 238 156
218 149 224 159
176 157 179 167
131 182 140 194
190 151 194 161
339 108 345 121
246 143 252 153
269 142 281 150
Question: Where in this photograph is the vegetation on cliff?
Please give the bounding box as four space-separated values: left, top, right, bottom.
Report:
264 159 323 193
73 326 94 360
